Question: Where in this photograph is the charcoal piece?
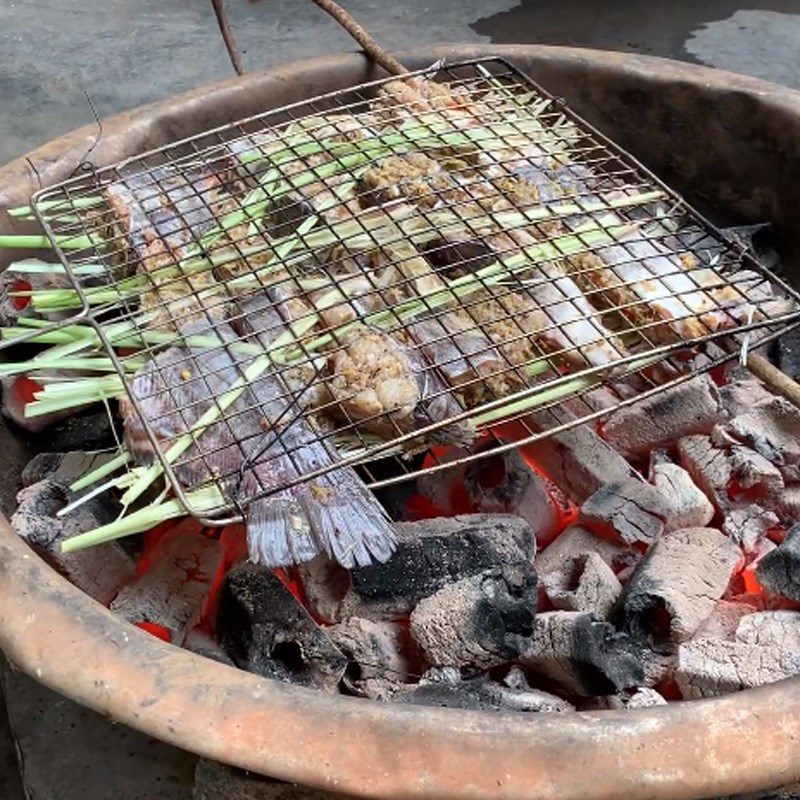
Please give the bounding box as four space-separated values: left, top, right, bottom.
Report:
524 409 638 505
393 668 574 713
650 461 714 531
295 555 352 624
218 563 346 691
755 523 800 602
723 505 780 552
694 601 758 641
724 444 785 499
11 478 131 605
111 532 222 644
723 397 800 483
194 759 348 799
735 611 800 650
47 410 116 452
719 378 779 419
536 525 630 575
675 638 800 699
639 647 677 687
339 514 535 620
582 686 667 710
183 629 235 666
540 551 622 619
409 567 536 673
21 450 117 489
519 611 644 697
678 434 781 551
601 375 720 457
463 449 561 543
0 261 74 325
677 434 732 509
778 485 800 523
615 527 742 651
580 478 672 546
327 617 417 700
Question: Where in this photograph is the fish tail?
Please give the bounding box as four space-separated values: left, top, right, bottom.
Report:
244 441 395 569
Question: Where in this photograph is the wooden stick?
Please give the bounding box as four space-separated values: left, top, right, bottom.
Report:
307 0 409 76
211 0 245 76
746 352 800 409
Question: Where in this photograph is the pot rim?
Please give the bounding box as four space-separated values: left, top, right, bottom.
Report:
2 44 800 800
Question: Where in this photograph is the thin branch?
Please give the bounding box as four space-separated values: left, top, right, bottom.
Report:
212 0 245 75
307 0 408 76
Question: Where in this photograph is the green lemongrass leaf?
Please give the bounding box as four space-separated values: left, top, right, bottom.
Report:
5 258 106 276
70 450 131 492
119 286 344 506
25 374 125 417
8 196 103 219
60 487 225 552
0 233 100 250
0 355 142 379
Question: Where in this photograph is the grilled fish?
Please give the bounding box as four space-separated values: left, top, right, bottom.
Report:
122 323 395 569
326 325 473 447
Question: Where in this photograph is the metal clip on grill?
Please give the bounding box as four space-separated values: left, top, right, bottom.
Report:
31 57 800 525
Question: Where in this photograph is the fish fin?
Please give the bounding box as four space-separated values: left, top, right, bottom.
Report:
242 436 394 569
246 491 320 568
291 441 396 568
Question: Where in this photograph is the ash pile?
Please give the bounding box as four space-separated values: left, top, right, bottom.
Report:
12 354 800 714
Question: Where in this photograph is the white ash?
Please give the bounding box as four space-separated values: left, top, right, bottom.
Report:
694 600 758 641
540 551 622 620
519 610 644 697
722 396 800 483
409 568 536 673
675 638 800 699
735 611 800 650
616 527 742 650
111 532 222 644
722 505 780 552
582 687 667 710
580 478 672 546
536 525 630 576
649 460 714 531
601 374 720 458
393 667 574 713
677 434 783 551
777 485 800 523
718 378 777 419
678 434 732 509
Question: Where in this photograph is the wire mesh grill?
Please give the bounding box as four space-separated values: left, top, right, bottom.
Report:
31 57 800 524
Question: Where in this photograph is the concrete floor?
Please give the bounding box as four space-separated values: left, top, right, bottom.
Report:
1 1 800 168
1 0 800 797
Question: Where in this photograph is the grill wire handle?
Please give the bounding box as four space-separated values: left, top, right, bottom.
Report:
213 0 409 77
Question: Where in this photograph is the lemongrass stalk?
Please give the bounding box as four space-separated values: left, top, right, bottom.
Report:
0 356 143 378
60 486 225 552
0 233 100 250
119 286 345 506
8 196 103 219
25 374 125 417
5 258 106 276
71 450 131 492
